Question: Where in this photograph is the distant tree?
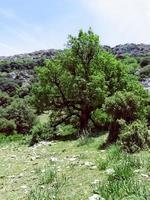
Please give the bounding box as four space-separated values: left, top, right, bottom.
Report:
32 29 147 137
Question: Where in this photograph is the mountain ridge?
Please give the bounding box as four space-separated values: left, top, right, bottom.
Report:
0 43 150 61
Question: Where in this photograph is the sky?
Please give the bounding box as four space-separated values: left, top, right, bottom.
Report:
0 0 150 56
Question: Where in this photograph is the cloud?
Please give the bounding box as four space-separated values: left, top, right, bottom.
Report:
80 0 150 45
0 42 21 56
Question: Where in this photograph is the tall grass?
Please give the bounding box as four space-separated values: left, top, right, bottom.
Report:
94 145 150 200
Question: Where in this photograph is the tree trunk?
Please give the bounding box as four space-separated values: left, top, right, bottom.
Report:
79 104 91 135
107 121 120 143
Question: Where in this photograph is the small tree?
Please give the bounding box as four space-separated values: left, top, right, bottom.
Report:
5 98 36 134
33 29 147 136
105 91 147 143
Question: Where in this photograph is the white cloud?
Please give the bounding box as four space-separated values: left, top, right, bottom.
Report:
0 42 21 56
80 0 150 45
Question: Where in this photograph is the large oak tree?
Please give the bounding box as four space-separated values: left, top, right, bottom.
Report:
33 29 147 137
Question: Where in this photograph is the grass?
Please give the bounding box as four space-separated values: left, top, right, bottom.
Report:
94 145 150 200
0 135 150 200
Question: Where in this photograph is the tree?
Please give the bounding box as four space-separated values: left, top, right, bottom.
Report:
105 91 147 143
5 98 36 134
33 29 147 136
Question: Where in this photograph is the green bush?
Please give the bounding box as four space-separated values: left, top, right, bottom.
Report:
57 124 77 136
0 118 16 135
91 108 111 130
105 91 145 122
119 120 150 153
0 134 25 143
0 90 11 107
30 122 53 141
139 65 150 77
104 91 146 143
5 98 36 134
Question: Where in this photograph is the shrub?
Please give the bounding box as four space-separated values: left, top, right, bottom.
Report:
0 118 16 135
91 108 112 130
140 57 150 67
105 91 146 143
5 98 36 134
139 65 150 78
119 120 150 153
57 124 77 136
0 134 25 143
0 90 11 107
30 122 54 143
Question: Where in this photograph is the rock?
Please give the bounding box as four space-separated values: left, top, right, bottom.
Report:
20 185 28 189
68 157 77 162
8 175 15 179
105 168 115 175
90 166 97 170
84 161 95 167
88 194 104 200
10 155 17 159
18 173 24 178
141 174 149 178
50 157 58 162
91 179 100 185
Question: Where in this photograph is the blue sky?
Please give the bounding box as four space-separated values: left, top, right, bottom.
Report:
0 0 150 56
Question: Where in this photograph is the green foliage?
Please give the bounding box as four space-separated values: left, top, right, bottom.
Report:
95 178 150 200
140 56 150 67
95 145 150 200
30 122 53 141
40 166 56 185
119 120 150 153
77 135 94 147
0 77 19 96
105 91 145 122
108 159 134 181
57 124 77 136
33 28 145 138
139 65 150 78
5 98 36 134
122 55 139 73
0 90 11 107
0 118 16 135
91 108 112 128
0 134 25 143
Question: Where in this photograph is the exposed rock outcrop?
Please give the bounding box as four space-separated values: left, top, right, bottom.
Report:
0 44 150 95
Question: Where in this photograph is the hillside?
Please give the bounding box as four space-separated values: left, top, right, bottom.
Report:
0 44 150 96
0 135 150 200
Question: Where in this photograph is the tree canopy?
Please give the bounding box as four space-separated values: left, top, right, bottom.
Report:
32 29 148 139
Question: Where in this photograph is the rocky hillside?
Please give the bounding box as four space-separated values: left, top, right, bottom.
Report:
0 44 150 96
105 43 150 57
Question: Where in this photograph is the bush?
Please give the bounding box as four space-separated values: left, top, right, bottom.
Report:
119 120 150 153
0 134 25 143
30 122 53 142
139 65 150 78
91 108 112 130
104 91 146 143
5 98 36 134
57 124 77 136
105 91 145 122
140 57 150 67
0 90 11 107
0 118 16 135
